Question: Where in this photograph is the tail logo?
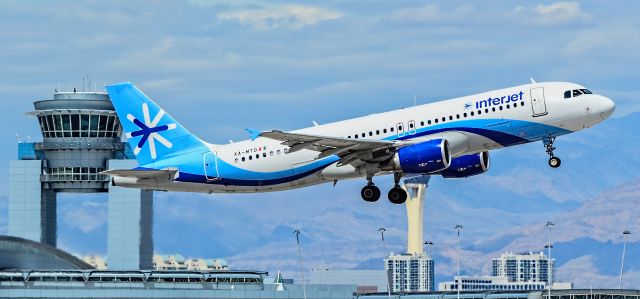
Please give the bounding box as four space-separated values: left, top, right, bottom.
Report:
126 103 177 160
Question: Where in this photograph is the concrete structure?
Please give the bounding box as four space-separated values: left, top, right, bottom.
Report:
310 269 388 293
8 89 153 270
403 176 430 255
492 251 554 284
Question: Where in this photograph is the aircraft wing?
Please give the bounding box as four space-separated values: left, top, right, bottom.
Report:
258 129 472 168
259 130 406 167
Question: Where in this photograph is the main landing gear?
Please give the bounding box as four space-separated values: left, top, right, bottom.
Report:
544 137 561 168
361 173 407 204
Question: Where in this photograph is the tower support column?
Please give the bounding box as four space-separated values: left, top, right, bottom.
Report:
8 160 57 247
107 159 153 270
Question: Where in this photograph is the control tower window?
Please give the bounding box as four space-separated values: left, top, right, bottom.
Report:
99 115 108 137
90 115 99 137
81 115 89 137
105 116 114 138
71 115 80 137
62 115 71 137
54 115 63 137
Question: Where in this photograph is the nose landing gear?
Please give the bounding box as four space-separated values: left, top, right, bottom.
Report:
544 137 561 168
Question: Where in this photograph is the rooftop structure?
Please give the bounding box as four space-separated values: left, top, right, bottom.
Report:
492 251 554 283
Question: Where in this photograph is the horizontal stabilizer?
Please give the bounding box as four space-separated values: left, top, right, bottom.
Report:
102 169 178 180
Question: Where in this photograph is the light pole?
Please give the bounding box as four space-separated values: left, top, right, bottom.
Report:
378 227 391 297
424 241 434 257
619 230 631 289
545 221 554 299
454 225 463 299
293 229 307 299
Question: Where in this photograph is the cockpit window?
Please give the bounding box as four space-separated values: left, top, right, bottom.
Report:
572 89 582 97
564 90 571 99
581 89 593 94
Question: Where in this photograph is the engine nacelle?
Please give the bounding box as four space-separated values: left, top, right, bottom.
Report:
391 139 451 174
440 151 490 178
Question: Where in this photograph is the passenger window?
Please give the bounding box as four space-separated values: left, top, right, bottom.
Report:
277 150 281 155
477 110 481 115
369 131 373 136
499 106 503 110
242 157 246 162
263 153 266 158
564 90 571 99
441 117 445 122
463 113 467 118
354 134 358 139
248 155 252 160
435 119 439 124
256 154 259 159
398 125 403 130
361 133 365 137
347 136 351 139
449 116 453 120
470 111 474 116
376 130 380 135
383 128 387 133
506 104 510 109
409 123 414 129
270 151 274 156
428 120 432 125
456 114 460 119
492 107 496 112
235 158 239 163
485 109 489 113
390 127 394 132
420 121 424 126
573 89 582 97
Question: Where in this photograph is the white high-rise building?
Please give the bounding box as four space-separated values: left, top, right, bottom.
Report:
385 254 434 292
492 251 554 283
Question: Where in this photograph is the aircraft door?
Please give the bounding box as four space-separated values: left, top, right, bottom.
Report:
408 120 416 135
203 152 220 180
396 122 405 137
530 87 548 116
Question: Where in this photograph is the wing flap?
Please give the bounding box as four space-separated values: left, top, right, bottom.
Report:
102 169 178 180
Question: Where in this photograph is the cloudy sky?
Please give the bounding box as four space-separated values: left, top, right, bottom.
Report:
1 0 639 285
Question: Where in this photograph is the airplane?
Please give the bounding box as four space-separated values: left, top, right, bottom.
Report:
104 81 615 204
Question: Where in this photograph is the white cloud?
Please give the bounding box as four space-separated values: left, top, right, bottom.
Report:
218 5 342 30
388 4 474 23
513 1 592 26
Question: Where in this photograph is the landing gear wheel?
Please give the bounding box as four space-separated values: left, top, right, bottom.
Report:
543 137 562 169
361 185 381 202
548 157 561 168
388 187 407 204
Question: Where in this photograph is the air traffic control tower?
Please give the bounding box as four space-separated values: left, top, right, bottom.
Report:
8 89 153 270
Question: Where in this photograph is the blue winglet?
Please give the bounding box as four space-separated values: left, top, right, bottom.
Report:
245 128 261 141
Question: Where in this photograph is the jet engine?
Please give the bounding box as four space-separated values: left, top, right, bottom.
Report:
390 139 451 174
440 151 489 178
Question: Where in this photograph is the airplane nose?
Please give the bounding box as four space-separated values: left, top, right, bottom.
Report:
599 96 615 119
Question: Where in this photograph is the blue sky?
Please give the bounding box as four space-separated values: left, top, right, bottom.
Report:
1 0 639 287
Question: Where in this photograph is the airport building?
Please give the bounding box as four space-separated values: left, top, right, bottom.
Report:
385 175 435 292
492 251 553 284
8 89 153 270
438 251 571 291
